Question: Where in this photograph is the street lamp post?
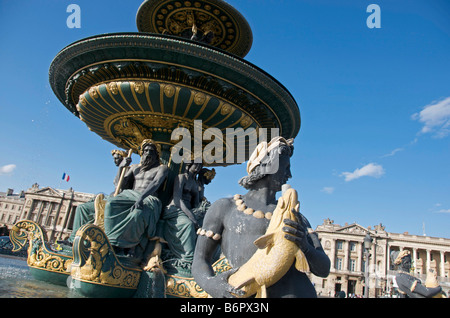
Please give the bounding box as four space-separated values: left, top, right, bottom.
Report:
364 233 373 298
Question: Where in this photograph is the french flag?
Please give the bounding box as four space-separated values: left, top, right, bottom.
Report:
62 172 70 182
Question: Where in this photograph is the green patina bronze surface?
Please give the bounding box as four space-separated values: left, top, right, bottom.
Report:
136 0 253 57
15 0 303 298
49 33 300 160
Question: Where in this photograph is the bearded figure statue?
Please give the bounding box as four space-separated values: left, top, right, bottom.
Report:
103 139 168 260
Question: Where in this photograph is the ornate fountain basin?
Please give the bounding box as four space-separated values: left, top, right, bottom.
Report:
49 33 300 160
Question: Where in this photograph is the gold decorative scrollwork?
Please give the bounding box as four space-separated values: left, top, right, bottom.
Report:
212 256 232 274
166 275 209 298
112 118 153 152
9 220 73 274
140 114 180 130
164 257 231 298
71 224 141 289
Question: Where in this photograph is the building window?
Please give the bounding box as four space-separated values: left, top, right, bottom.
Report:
362 260 368 272
349 259 356 271
336 241 343 250
336 257 343 270
349 242 356 251
46 216 54 227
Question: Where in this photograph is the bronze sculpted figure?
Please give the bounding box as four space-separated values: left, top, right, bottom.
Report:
67 149 131 244
394 250 443 298
111 149 131 190
192 137 330 297
197 168 215 201
162 163 212 263
103 139 168 259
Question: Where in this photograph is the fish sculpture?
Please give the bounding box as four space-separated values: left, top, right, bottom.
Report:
425 269 446 298
228 188 309 298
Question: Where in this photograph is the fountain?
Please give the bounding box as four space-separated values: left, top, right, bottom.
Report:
10 0 300 298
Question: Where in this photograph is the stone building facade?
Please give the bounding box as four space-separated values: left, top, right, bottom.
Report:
309 218 450 297
0 188 25 233
0 184 94 242
2 186 449 297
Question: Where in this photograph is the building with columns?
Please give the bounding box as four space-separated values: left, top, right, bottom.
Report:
0 184 94 242
2 186 449 297
0 188 25 232
309 218 450 297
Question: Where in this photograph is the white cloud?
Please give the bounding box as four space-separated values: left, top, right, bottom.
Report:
381 147 404 158
412 97 450 138
340 163 385 182
321 187 335 194
0 164 16 175
437 209 450 214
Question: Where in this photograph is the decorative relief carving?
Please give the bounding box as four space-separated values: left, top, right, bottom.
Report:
163 84 176 98
71 224 141 289
108 82 119 95
133 81 145 94
10 220 73 274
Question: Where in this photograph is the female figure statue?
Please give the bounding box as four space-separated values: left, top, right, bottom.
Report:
162 163 204 263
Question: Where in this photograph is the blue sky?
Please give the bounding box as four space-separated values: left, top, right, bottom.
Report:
0 0 449 238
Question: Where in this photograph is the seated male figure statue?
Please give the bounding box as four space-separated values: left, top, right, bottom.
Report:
103 139 168 259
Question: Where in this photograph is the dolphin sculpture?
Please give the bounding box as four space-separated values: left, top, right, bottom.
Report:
228 187 310 298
